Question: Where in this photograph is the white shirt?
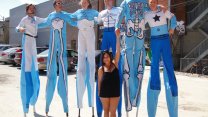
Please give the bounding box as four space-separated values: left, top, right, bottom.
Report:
97 7 121 28
144 10 174 28
16 15 44 36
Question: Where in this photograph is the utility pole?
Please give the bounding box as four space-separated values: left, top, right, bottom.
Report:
0 14 9 44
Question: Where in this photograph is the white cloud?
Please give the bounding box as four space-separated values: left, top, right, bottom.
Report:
19 0 37 4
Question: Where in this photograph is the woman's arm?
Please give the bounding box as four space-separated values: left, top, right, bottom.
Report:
98 67 103 96
114 33 121 68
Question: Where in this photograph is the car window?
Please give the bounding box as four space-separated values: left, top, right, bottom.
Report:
6 46 12 50
71 51 78 57
4 48 14 52
37 48 48 54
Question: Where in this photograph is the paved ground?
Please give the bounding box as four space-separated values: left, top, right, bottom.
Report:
0 63 208 117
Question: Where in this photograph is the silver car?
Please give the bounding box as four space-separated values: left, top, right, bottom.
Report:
0 45 12 58
37 49 78 71
0 47 21 64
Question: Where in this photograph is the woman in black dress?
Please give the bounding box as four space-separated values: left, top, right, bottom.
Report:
98 31 120 117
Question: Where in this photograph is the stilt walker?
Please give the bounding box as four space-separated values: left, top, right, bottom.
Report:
16 4 44 117
144 0 178 117
115 0 149 116
71 0 98 116
38 0 77 116
95 0 122 116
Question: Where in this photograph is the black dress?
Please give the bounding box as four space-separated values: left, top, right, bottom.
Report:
99 66 120 98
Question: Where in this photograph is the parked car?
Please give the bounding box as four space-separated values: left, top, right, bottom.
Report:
14 47 48 65
0 47 21 64
0 45 13 59
7 49 22 66
37 49 78 71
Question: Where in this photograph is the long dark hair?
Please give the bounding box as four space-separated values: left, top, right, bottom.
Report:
101 50 113 67
79 0 92 9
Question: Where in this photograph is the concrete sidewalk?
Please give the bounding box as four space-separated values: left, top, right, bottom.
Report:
0 64 208 117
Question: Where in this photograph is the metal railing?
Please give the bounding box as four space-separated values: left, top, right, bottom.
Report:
180 37 208 71
184 37 208 58
187 0 208 25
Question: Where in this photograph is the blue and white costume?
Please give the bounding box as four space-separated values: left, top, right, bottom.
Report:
116 0 149 112
38 11 76 113
71 9 98 109
144 9 178 117
16 15 44 113
95 7 122 117
97 7 121 56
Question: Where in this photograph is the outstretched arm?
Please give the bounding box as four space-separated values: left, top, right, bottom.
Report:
38 15 50 29
93 10 99 24
36 17 46 24
65 12 77 27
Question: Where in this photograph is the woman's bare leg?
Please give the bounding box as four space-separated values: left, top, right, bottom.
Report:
109 97 120 117
100 97 110 117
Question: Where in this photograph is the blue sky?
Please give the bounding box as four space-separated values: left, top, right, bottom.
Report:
0 0 48 20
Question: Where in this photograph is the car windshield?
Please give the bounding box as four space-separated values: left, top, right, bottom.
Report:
4 48 15 53
38 49 49 56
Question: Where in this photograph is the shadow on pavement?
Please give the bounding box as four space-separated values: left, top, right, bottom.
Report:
34 112 53 117
39 70 76 76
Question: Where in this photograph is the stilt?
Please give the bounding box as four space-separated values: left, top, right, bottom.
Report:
92 107 95 117
126 111 129 117
33 105 36 113
24 113 27 117
46 112 48 117
136 107 139 117
78 109 81 117
66 112 69 117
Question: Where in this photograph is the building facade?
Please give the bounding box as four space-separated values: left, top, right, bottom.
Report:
9 0 99 50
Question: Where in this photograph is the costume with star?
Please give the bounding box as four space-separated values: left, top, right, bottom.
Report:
144 9 178 117
71 9 98 109
95 7 123 117
116 0 149 112
16 15 44 113
38 11 77 113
